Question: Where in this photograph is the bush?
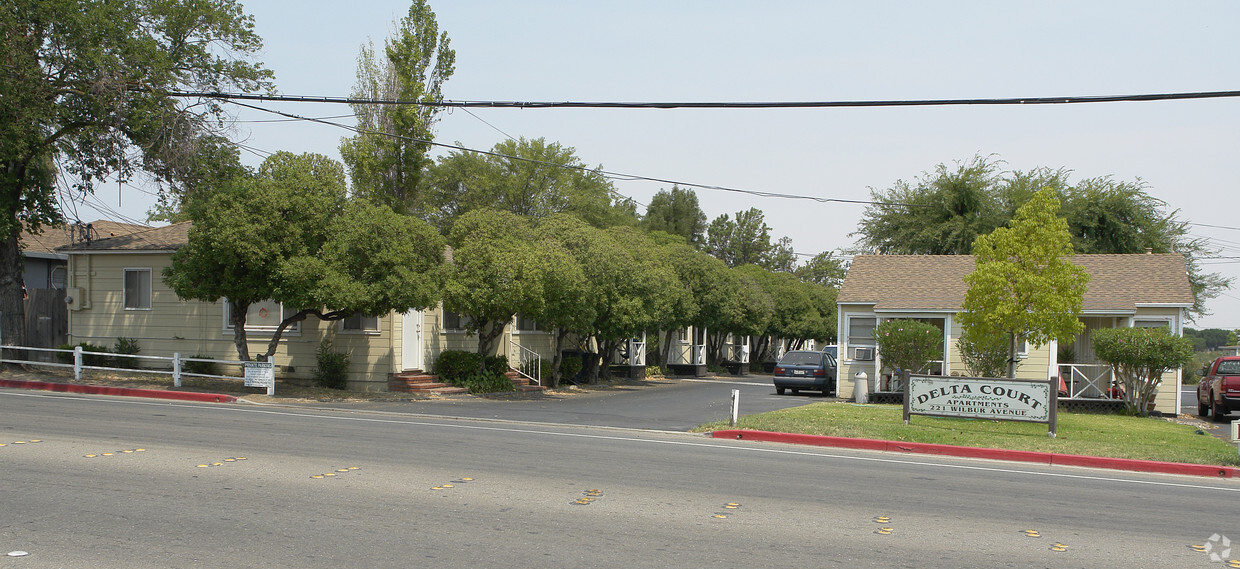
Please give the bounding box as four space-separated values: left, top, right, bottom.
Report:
558 353 583 383
1093 327 1194 416
113 337 142 369
435 350 484 385
182 355 220 376
461 371 515 394
874 320 941 376
483 355 509 377
958 328 1012 378
313 339 351 390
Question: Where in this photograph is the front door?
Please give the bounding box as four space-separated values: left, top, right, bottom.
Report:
401 310 424 371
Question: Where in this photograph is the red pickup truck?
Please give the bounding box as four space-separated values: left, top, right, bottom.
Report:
1197 356 1240 422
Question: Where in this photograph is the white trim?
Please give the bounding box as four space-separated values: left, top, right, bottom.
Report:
1134 302 1193 308
122 267 152 311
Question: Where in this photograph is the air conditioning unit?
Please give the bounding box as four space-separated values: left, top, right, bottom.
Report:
853 347 875 361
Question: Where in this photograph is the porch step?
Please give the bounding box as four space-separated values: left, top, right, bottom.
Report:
507 370 544 392
388 371 468 394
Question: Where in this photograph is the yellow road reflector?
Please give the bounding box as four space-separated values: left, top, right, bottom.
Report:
14 441 25 444
348 466 360 470
712 514 727 519
311 475 324 479
1225 560 1240 568
336 469 349 473
84 454 97 458
461 477 472 481
224 458 236 462
135 448 146 452
29 439 41 443
211 462 222 467
572 499 592 505
1050 544 1068 552
874 516 891 523
0 443 6 447
432 486 444 490
323 472 336 477
875 528 894 535
102 452 114 456
1189 545 1207 552
1023 530 1042 538
196 464 209 468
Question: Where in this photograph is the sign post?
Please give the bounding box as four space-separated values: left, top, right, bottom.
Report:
903 375 1058 437
243 361 276 396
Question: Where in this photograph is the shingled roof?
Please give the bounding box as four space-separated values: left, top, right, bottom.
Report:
59 222 191 252
22 220 150 257
838 254 1193 312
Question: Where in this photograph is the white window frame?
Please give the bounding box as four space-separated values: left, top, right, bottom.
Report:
846 316 877 351
123 268 152 310
222 299 300 334
513 314 547 334
341 312 380 334
442 310 471 332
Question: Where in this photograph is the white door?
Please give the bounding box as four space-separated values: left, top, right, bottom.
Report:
401 310 424 371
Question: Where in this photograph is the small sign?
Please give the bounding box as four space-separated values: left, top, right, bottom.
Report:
243 361 275 388
904 375 1057 437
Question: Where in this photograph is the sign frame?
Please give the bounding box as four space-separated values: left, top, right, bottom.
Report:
243 360 276 395
903 374 1057 437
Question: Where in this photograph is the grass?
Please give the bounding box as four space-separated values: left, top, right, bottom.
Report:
694 401 1239 466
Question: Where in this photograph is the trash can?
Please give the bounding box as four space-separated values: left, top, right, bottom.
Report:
854 371 869 404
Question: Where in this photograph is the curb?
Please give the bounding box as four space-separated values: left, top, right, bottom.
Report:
710 429 1239 479
0 378 238 403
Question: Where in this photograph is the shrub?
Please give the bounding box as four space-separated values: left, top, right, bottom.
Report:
182 355 220 376
57 342 113 367
461 371 515 394
113 337 142 369
483 355 509 377
435 350 484 386
957 328 1012 378
874 320 941 376
1092 327 1194 416
313 339 351 390
558 353 583 383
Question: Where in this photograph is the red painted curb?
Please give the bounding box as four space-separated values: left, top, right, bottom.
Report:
712 429 1238 479
0 378 237 403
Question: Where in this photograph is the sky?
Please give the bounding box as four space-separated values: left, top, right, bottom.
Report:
65 1 1240 330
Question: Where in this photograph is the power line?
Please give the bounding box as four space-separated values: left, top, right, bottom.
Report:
166 89 1240 109
226 99 910 209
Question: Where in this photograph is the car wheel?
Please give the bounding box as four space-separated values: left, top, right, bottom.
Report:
1212 397 1228 422
776 386 785 395
791 389 799 395
1198 397 1210 417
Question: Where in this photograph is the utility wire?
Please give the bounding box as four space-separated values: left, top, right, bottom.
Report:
226 99 909 208
167 89 1240 109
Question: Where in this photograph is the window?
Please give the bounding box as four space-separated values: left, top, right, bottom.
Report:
847 317 876 347
516 314 542 332
342 313 379 333
123 268 152 310
223 299 299 333
1134 319 1170 329
443 310 472 331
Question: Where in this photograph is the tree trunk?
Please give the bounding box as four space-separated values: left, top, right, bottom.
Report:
228 299 251 361
1 165 28 358
474 317 508 359
1006 332 1017 379
549 328 572 388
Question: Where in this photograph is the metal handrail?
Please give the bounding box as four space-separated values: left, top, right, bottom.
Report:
507 338 541 387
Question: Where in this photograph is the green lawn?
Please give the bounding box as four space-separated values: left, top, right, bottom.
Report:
695 401 1239 466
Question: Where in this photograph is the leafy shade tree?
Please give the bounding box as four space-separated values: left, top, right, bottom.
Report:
1 0 272 349
339 0 455 215
795 251 848 288
164 152 446 361
528 233 592 387
642 186 708 247
425 137 636 233
735 265 831 363
443 209 545 357
853 155 1004 255
705 208 796 272
146 136 251 223
1092 327 1194 416
873 320 942 381
960 189 1090 378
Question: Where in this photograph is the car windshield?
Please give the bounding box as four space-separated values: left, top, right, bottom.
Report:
780 352 822 366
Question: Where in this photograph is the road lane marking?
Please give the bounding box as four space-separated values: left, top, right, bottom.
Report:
9 390 1240 494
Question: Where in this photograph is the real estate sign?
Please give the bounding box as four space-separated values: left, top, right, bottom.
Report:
903 375 1057 437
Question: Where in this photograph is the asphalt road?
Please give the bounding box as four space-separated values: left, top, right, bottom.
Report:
3 388 1238 568
311 375 822 431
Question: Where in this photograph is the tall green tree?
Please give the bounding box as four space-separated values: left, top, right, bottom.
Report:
642 186 707 247
442 209 544 356
1 0 272 348
1092 327 1194 416
853 155 1004 255
339 0 455 215
164 152 446 361
795 251 848 288
705 208 795 272
960 189 1090 378
425 137 635 233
